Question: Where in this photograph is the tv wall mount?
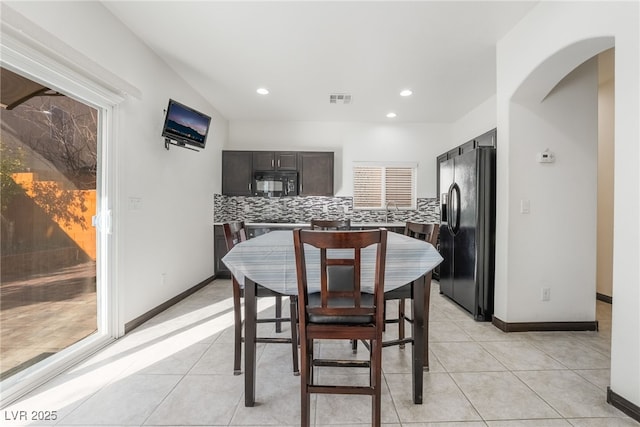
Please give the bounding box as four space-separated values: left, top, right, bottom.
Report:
164 137 199 152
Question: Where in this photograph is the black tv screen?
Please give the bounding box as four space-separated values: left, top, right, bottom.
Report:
161 99 211 149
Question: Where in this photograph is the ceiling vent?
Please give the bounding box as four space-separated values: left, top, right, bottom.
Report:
329 93 352 104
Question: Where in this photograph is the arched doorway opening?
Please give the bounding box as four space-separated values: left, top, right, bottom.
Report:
497 36 615 327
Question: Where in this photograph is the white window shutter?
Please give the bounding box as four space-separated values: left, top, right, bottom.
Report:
353 166 382 208
353 164 416 209
385 167 414 208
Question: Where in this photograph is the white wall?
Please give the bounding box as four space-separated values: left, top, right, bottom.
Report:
496 0 639 408
4 1 228 327
508 58 599 322
597 67 614 298
228 121 451 198
451 95 497 146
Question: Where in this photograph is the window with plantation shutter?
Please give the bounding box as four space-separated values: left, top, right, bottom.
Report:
353 163 417 209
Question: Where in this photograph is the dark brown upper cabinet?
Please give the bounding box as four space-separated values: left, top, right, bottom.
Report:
298 152 334 196
252 151 298 171
222 150 334 197
436 128 496 197
222 151 253 196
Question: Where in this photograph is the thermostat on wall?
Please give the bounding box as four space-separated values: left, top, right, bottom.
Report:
537 149 555 163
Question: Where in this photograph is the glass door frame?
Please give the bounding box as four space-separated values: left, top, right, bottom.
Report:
1 17 122 406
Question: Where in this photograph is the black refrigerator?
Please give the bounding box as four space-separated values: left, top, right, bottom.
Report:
438 145 496 321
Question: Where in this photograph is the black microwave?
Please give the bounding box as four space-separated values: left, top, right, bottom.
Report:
253 171 298 197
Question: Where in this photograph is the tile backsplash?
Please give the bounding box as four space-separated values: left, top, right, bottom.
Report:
214 194 439 224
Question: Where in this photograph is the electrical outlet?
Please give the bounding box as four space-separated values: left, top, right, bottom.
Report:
322 204 328 213
542 287 551 301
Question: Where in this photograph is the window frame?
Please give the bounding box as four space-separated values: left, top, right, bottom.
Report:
352 161 418 210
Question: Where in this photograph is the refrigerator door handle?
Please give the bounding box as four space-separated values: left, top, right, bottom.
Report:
446 184 454 233
449 183 461 235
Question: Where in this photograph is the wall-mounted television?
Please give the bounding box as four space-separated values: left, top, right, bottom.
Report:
161 99 211 150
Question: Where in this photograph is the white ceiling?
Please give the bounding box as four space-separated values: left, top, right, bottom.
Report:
103 1 538 123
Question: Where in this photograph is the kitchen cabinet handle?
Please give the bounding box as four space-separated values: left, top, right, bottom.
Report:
271 159 274 168
277 159 281 168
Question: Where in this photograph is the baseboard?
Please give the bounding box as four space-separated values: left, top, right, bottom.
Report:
608 387 640 423
597 292 613 304
492 316 599 332
124 275 216 333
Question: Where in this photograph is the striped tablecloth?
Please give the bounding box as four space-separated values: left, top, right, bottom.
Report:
222 229 443 295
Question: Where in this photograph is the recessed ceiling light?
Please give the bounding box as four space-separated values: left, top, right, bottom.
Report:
400 89 413 97
256 88 269 95
386 112 397 118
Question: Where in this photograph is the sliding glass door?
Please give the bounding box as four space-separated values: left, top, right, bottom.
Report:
1 67 99 379
1 65 113 399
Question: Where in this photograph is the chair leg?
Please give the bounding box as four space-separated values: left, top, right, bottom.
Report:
275 295 282 332
371 339 382 427
423 275 432 371
232 282 242 375
398 298 406 349
300 338 312 427
290 296 300 376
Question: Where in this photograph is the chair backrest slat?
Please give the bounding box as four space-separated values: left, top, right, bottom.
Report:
404 221 439 246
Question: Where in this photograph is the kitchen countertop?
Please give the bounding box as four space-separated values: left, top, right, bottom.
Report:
351 222 406 228
215 222 407 228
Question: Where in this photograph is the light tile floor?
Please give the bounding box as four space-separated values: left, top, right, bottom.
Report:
3 279 638 426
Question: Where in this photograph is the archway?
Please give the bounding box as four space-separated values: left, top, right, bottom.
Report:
496 37 614 328
492 1 638 418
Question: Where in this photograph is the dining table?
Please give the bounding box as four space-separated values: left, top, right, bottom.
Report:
222 228 443 406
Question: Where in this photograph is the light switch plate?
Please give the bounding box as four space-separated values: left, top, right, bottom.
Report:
129 197 142 211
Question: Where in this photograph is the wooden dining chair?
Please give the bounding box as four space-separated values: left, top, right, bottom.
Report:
310 218 358 351
222 221 299 376
293 228 388 427
309 218 351 230
383 221 438 368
